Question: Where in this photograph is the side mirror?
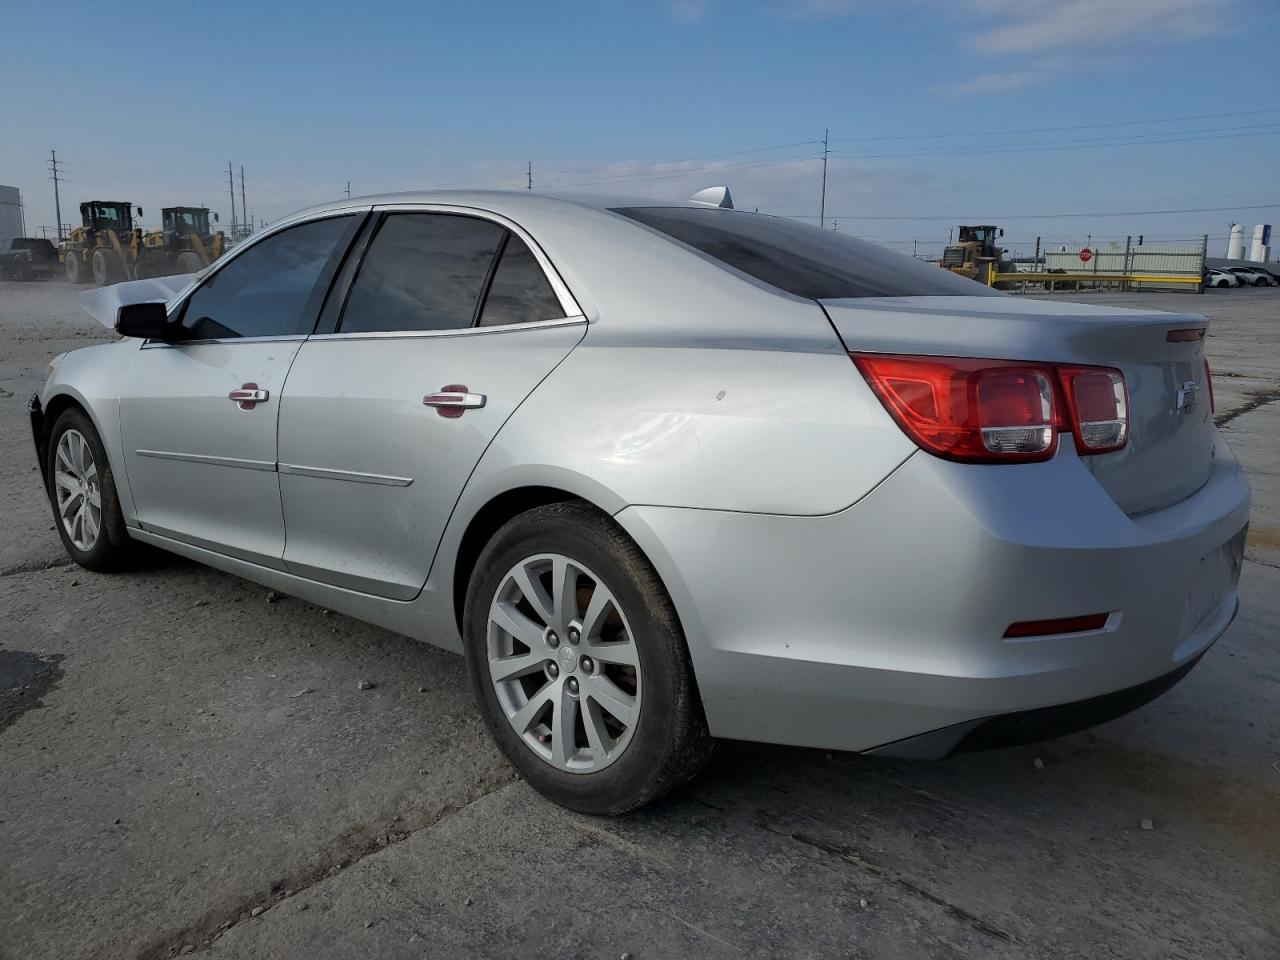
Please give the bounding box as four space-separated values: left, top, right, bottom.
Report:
115 301 171 339
213 212 219 223
136 207 144 218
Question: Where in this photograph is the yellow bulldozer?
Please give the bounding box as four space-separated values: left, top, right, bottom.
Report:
940 225 1017 285
61 201 225 285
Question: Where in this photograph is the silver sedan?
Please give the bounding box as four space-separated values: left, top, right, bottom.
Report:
31 189 1251 813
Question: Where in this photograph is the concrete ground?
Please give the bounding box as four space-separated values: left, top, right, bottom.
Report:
1 280 1277 960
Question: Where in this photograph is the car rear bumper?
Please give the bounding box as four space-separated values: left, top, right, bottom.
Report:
615 434 1250 753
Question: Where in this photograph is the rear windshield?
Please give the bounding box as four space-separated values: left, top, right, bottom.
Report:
613 207 1000 300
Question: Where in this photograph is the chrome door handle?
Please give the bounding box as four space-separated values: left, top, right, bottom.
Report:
229 383 269 410
423 384 486 418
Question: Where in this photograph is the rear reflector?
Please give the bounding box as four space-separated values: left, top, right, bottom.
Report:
1166 328 1206 343
1003 613 1110 639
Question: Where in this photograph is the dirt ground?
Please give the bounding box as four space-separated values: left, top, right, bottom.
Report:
2 279 1278 960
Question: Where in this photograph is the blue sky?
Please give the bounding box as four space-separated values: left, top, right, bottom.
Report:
2 0 1277 258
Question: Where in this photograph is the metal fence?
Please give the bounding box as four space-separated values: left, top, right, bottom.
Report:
1039 236 1207 291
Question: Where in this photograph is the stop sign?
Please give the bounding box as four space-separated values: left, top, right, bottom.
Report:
1079 247 1093 263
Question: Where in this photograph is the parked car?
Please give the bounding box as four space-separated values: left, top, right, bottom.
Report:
1227 266 1278 287
0 237 60 280
30 191 1251 813
1206 268 1240 288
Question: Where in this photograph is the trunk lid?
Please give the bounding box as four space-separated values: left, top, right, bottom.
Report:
822 295 1215 515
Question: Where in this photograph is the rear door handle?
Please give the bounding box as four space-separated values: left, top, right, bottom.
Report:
423 384 486 418
229 383 269 410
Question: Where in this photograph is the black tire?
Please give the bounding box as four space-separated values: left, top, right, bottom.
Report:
131 258 157 280
45 407 135 572
463 502 713 815
91 248 125 286
65 251 86 283
176 251 204 274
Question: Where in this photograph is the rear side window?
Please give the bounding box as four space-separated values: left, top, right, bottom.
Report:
614 207 1000 299
178 215 354 339
340 213 505 334
478 235 565 327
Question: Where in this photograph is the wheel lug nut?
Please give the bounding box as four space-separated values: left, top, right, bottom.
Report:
566 677 579 694
568 627 580 644
547 662 559 678
580 656 594 673
546 632 559 648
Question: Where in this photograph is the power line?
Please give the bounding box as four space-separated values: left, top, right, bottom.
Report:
48 150 62 241
831 126 1280 161
827 108 1280 143
778 201 1280 221
819 128 828 229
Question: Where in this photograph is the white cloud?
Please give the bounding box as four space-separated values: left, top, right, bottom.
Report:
667 0 714 22
787 0 868 16
946 70 1039 95
967 0 1225 53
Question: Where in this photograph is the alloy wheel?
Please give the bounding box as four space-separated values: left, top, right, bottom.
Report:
54 429 102 551
487 553 641 773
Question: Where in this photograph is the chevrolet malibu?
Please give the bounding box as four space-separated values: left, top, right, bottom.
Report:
30 189 1250 814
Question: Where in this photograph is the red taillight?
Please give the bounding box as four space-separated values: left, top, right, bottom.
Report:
852 353 1128 463
1204 359 1215 414
1003 613 1110 639
1057 366 1128 453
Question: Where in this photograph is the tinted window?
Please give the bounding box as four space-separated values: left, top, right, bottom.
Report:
178 216 353 339
478 236 564 327
614 207 1001 299
340 213 504 333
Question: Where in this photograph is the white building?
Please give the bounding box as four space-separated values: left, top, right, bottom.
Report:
0 185 24 243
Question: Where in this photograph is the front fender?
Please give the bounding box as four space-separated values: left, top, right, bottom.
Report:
40 340 141 523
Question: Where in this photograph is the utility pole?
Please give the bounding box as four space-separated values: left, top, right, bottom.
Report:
819 128 829 229
49 150 64 241
228 162 238 236
527 161 532 191
345 180 351 199
240 166 248 237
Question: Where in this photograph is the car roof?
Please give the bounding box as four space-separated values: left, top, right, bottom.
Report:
275 189 717 225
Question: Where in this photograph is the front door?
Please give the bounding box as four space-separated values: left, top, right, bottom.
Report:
277 209 584 598
119 214 360 566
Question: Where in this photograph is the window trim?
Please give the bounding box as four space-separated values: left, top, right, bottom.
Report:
150 205 374 346
313 202 583 340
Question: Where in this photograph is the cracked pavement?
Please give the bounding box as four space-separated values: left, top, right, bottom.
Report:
1 281 1278 959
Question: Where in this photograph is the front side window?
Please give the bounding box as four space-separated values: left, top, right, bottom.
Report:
614 207 1000 299
477 235 565 327
340 213 505 334
177 215 353 340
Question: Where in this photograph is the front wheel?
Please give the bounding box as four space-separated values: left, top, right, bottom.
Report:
46 407 134 571
463 502 713 815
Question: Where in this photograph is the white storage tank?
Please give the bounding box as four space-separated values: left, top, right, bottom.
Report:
1226 224 1246 259
1251 224 1271 263
0 185 24 244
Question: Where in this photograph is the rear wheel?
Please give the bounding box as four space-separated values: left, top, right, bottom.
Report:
46 407 134 571
176 251 204 273
463 502 713 815
91 248 125 285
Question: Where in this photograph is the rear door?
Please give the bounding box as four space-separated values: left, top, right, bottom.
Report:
276 207 585 599
119 214 360 566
